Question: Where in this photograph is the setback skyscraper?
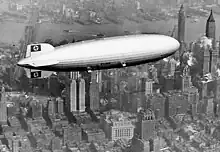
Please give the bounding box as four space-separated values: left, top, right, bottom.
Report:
0 86 7 125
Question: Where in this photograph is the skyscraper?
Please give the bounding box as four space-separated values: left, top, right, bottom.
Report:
91 71 98 83
203 47 210 75
177 4 185 43
205 10 218 74
176 4 185 60
98 71 103 92
48 98 56 116
0 86 7 125
57 97 64 114
211 48 218 74
70 78 86 112
168 58 176 76
145 79 153 95
182 65 192 92
70 79 77 112
206 10 215 41
90 82 100 111
136 109 156 141
205 10 216 74
79 79 86 112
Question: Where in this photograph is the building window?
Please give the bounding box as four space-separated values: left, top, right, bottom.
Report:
128 129 131 137
124 129 126 137
123 129 126 137
125 129 128 136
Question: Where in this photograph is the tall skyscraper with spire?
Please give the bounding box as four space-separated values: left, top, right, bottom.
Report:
205 10 218 74
206 10 216 41
177 4 185 43
176 4 185 60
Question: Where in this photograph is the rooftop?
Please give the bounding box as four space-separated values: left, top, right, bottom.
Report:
84 128 104 134
103 110 136 123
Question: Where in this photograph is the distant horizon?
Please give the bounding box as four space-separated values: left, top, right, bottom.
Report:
1 1 220 45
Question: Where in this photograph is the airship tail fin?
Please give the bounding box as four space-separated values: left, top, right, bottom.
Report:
25 43 55 58
24 68 54 79
23 43 55 79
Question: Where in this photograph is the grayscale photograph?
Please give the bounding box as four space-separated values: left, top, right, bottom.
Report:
0 0 219 152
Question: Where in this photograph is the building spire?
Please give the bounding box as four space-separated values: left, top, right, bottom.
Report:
180 4 184 10
207 9 215 22
179 4 184 13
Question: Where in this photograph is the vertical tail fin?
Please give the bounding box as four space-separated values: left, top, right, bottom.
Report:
24 43 55 79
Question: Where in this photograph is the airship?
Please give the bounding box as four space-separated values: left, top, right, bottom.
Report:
17 34 180 78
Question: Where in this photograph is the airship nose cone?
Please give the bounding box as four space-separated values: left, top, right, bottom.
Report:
156 35 180 55
167 36 180 52
170 37 180 50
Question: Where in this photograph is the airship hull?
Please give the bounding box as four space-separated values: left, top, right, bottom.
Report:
26 50 175 72
17 34 180 72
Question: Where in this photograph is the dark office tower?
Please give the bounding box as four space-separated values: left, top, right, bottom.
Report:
136 109 156 141
176 4 185 60
140 78 146 92
0 86 7 125
206 10 216 42
178 4 185 43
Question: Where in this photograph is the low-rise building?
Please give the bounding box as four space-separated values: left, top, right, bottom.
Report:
100 110 135 141
82 128 105 142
